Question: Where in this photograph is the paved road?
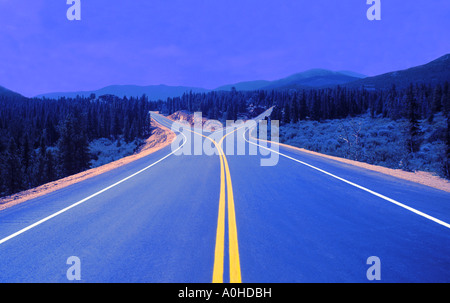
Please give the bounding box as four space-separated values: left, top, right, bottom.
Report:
0 112 449 282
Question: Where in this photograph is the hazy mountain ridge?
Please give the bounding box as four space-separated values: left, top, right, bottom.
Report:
214 80 271 91
343 54 450 90
264 69 364 90
32 69 368 99
1 54 449 100
215 69 365 92
0 85 23 98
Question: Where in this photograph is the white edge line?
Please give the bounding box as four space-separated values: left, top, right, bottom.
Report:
0 127 187 245
243 126 450 230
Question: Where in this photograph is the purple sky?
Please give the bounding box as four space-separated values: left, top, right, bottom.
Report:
0 0 449 97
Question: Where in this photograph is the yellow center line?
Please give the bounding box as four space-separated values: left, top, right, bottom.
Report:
180 127 226 283
218 126 246 283
212 142 226 283
178 124 244 283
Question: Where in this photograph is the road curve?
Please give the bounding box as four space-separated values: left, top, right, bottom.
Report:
0 112 449 282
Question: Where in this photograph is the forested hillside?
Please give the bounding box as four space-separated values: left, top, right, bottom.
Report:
1 80 449 198
161 83 450 178
0 94 155 197
269 83 450 178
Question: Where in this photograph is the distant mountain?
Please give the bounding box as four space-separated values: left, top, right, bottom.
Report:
36 84 210 100
33 54 450 100
215 80 271 91
37 70 364 99
343 54 450 90
34 70 366 99
0 85 23 98
263 69 364 90
337 70 368 79
215 69 365 92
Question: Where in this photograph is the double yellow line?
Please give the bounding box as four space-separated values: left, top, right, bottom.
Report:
212 131 242 283
186 126 242 283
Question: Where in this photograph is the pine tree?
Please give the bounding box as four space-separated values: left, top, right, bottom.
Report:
37 139 47 184
443 82 450 117
45 149 56 183
0 147 5 195
406 84 422 153
291 96 299 123
5 138 22 194
298 92 308 120
74 129 90 173
58 116 76 176
312 96 321 121
112 111 121 139
57 115 90 177
21 133 31 186
443 83 450 177
432 84 443 113
444 117 450 178
282 103 291 124
123 116 131 143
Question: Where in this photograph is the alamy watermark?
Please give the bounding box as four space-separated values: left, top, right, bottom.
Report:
166 112 280 167
66 0 81 21
367 0 381 21
366 256 381 281
67 1 381 22
66 256 81 281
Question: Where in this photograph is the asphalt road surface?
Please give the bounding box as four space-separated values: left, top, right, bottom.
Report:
0 111 449 282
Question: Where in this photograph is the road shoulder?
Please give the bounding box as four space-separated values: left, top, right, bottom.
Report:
276 141 450 193
0 119 176 211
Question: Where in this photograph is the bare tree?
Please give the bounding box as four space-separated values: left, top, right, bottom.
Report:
338 120 363 161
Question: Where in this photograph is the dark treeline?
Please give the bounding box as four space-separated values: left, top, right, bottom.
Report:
0 94 155 197
1 81 449 198
161 82 450 176
269 83 449 123
161 83 449 124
